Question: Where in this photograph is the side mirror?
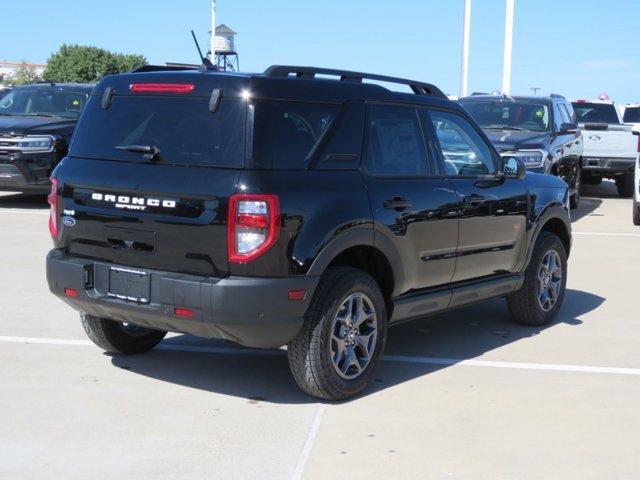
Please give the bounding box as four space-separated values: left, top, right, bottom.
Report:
632 125 640 136
503 156 526 180
559 122 578 133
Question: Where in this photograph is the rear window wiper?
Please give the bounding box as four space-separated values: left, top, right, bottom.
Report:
115 144 162 161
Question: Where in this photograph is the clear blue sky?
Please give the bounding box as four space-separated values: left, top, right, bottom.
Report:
2 0 638 102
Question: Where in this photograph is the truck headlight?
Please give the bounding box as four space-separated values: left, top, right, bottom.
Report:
17 136 54 151
501 149 547 169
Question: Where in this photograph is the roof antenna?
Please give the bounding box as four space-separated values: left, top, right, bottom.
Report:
191 30 215 71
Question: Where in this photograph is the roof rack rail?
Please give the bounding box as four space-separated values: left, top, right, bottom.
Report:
132 65 201 73
263 65 447 99
550 93 566 99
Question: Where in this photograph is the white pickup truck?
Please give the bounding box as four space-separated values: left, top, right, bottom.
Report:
571 99 637 197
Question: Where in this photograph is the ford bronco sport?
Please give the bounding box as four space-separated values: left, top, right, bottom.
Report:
46 65 572 400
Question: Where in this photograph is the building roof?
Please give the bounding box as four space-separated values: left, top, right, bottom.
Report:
215 24 236 35
0 61 46 69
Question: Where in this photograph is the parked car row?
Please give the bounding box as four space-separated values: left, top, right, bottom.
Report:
457 92 639 202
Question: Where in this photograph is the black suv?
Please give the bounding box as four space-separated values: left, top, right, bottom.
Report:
0 83 94 193
46 66 572 400
459 94 582 209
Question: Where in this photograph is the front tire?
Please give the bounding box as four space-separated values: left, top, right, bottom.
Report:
288 267 387 401
616 174 634 197
507 232 567 326
569 165 581 210
633 200 640 226
81 313 167 355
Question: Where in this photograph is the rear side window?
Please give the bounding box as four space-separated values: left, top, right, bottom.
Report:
571 102 619 124
70 96 245 167
251 100 338 169
363 105 432 176
623 107 640 123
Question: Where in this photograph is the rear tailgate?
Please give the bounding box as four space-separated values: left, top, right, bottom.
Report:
52 72 248 277
580 124 636 159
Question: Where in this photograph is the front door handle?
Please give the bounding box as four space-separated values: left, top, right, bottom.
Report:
383 197 413 211
464 194 486 206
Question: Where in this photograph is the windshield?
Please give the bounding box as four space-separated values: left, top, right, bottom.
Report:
70 95 245 168
459 100 550 132
0 87 89 118
623 107 640 123
571 102 619 124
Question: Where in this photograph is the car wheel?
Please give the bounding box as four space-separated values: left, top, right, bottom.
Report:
287 267 387 400
81 313 167 354
507 232 567 326
634 200 640 226
616 174 634 197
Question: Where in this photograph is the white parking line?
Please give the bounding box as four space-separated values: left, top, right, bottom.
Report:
290 404 326 480
2 335 640 376
573 231 640 237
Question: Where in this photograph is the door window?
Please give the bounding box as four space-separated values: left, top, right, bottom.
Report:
364 105 433 176
429 111 496 176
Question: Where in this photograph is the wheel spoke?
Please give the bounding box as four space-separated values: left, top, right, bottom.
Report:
354 330 376 359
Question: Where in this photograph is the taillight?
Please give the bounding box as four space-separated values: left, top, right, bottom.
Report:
47 178 59 239
228 194 280 263
129 83 195 93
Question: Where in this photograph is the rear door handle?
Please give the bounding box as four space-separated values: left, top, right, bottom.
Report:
464 194 486 206
383 197 413 211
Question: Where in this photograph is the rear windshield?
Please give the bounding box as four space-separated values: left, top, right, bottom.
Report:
251 100 339 169
623 107 640 123
571 102 619 124
70 95 245 167
0 87 89 119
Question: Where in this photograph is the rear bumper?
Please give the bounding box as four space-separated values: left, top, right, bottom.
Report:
582 157 635 175
46 250 320 348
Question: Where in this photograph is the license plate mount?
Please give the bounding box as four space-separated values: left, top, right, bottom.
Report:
108 267 150 304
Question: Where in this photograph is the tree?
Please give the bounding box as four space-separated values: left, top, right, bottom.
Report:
8 61 42 85
43 44 147 83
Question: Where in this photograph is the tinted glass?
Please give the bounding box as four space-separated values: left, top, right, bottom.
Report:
0 87 89 118
460 99 550 132
623 107 640 123
71 96 245 167
251 100 338 169
364 105 430 176
571 102 620 124
430 110 496 176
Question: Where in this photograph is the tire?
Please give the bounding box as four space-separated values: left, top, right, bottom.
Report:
287 267 387 401
81 313 167 355
616 174 634 197
633 200 640 226
507 232 567 327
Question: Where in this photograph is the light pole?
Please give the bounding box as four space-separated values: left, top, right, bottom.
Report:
210 0 217 60
501 0 515 95
460 0 472 98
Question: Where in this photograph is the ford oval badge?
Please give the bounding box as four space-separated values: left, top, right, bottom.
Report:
62 216 76 227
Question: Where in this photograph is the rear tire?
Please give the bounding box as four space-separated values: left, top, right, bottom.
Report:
81 313 167 355
569 166 581 210
507 232 567 327
633 200 640 226
287 267 387 401
616 174 634 197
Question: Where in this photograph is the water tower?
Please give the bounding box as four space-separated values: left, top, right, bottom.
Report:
213 24 239 71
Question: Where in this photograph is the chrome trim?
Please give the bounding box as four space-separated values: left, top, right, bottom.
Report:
0 135 55 153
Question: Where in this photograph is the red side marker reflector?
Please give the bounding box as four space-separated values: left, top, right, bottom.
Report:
64 288 78 298
288 290 307 301
174 307 194 318
130 83 195 93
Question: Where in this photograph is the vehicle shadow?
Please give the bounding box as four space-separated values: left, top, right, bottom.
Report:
109 288 604 404
0 192 48 210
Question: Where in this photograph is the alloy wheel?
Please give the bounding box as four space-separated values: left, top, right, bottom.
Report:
537 249 563 312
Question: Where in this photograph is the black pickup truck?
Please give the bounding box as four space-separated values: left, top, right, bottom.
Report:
459 94 582 208
46 66 571 400
0 83 94 193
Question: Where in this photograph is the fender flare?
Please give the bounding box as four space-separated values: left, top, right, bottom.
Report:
521 204 571 270
307 228 406 296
